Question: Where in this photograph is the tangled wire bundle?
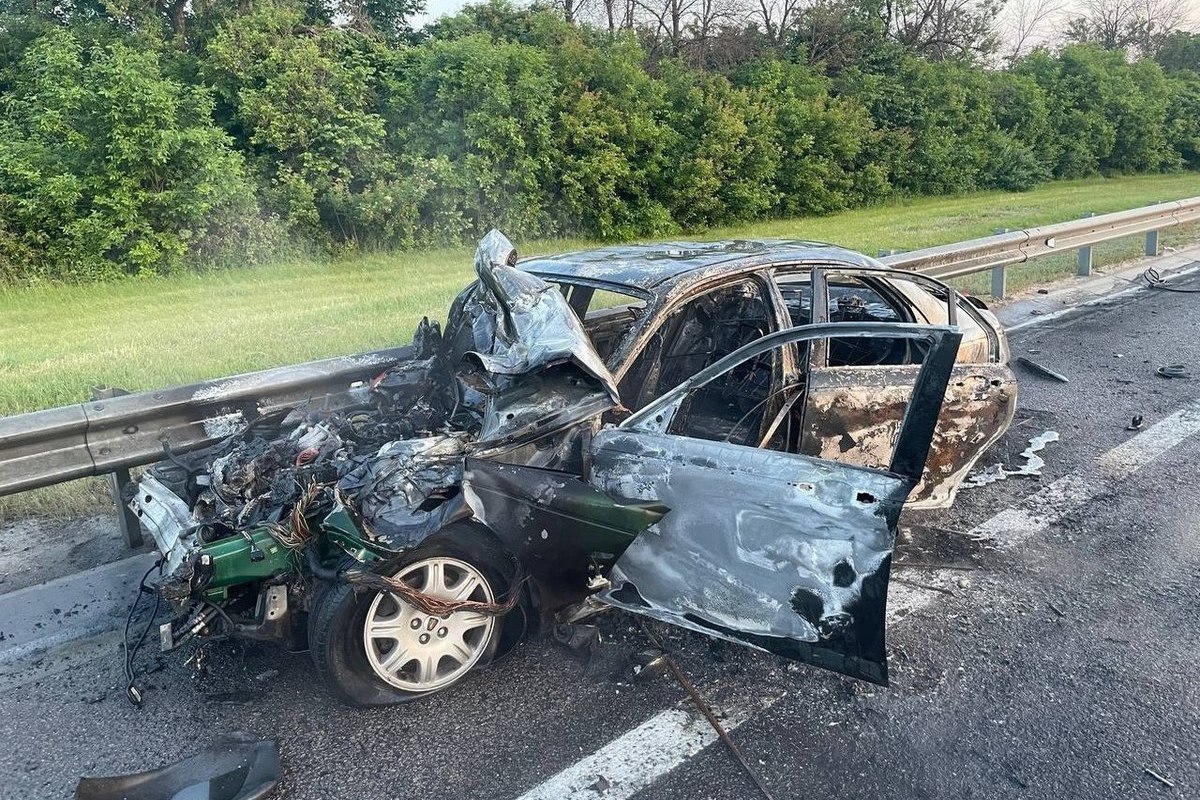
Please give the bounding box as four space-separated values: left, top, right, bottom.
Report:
343 570 529 617
265 481 324 550
1142 267 1200 293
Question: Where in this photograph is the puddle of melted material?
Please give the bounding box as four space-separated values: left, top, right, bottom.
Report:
962 430 1060 488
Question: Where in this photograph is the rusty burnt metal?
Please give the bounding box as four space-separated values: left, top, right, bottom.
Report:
92 231 1008 705
801 361 1017 507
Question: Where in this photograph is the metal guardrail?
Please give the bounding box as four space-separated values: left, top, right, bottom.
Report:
0 348 411 544
1 195 1197 544
880 196 1200 297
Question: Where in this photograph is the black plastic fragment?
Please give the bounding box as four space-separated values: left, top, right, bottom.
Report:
75 734 279 800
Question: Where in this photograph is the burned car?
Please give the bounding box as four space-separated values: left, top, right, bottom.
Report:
128 232 1014 705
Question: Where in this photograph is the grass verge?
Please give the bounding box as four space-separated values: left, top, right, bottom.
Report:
2 172 1198 519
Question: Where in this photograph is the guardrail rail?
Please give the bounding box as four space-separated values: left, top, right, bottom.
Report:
2 195 1197 546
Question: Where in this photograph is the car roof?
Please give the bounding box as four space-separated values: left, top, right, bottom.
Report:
521 240 887 293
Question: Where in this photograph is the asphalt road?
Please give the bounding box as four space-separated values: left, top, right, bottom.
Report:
2 262 1200 799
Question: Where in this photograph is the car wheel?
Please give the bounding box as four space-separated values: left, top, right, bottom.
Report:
308 525 518 707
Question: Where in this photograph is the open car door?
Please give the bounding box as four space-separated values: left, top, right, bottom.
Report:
589 322 962 684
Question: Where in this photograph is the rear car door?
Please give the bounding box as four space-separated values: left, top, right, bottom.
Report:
787 266 1016 509
589 322 962 684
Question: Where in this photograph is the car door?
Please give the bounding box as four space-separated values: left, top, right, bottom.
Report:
790 267 1016 509
589 322 962 685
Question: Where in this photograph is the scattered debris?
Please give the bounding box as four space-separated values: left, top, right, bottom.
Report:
553 623 602 657
203 690 256 705
639 622 778 800
1015 356 1070 383
631 649 669 682
892 577 956 596
1155 364 1190 379
1047 601 1065 617
1126 415 1144 431
75 734 279 800
1142 767 1175 788
963 431 1060 488
1142 266 1200 293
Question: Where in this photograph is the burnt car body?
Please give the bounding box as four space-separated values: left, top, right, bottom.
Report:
128 232 1010 705
522 239 1015 508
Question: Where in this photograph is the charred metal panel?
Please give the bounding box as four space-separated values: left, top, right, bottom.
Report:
337 434 470 549
590 430 908 684
460 458 665 614
801 363 1017 509
457 230 619 404
522 240 885 293
75 734 279 800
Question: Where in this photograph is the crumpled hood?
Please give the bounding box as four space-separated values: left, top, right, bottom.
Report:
136 229 625 560
461 229 620 406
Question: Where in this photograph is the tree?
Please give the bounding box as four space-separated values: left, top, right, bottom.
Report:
753 0 805 42
1065 0 1194 55
0 27 267 280
1154 30 1200 72
885 0 1005 61
202 2 396 243
997 0 1065 63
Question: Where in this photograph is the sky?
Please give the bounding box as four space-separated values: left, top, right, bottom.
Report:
410 0 1200 41
411 0 474 28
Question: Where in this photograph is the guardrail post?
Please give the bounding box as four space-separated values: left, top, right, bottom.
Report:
990 229 1008 299
1077 212 1095 276
107 466 142 548
91 386 144 549
1145 229 1160 257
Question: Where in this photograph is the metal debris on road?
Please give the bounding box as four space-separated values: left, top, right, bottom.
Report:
1015 356 1070 383
1155 364 1190 379
1142 266 1200 293
638 621 779 800
75 734 279 800
1126 415 1144 431
1142 767 1176 788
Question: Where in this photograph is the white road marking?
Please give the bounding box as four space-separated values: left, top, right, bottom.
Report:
517 705 764 800
892 398 1200 619
514 397 1200 800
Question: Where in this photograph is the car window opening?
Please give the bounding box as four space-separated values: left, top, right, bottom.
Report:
548 281 646 366
620 280 775 439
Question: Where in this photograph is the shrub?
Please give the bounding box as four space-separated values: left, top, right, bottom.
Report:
0 27 269 281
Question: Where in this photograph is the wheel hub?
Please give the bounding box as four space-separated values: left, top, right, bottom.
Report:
362 556 496 692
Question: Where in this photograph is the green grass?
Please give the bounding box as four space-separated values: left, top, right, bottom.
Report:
2 172 1198 519
3 172 1198 418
